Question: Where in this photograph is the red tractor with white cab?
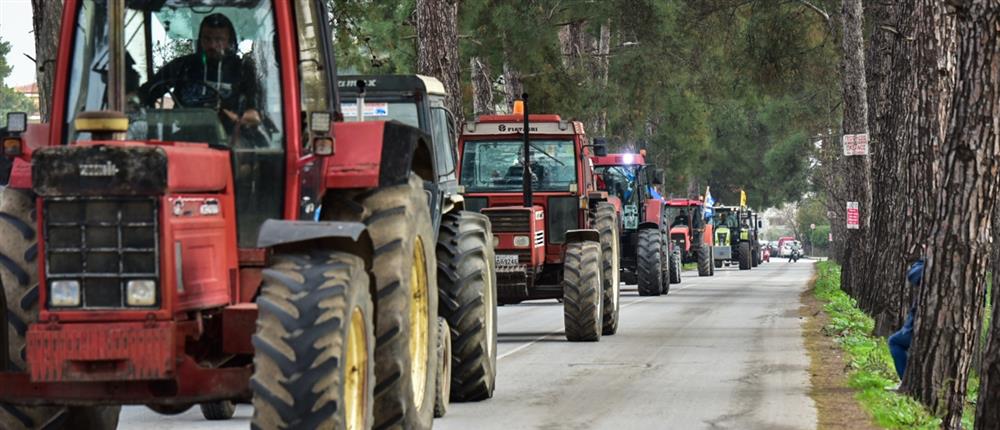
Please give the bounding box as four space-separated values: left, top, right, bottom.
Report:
591 150 680 296
665 198 716 277
458 97 622 340
0 1 467 429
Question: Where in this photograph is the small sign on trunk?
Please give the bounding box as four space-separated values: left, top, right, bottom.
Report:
846 201 860 229
842 133 870 156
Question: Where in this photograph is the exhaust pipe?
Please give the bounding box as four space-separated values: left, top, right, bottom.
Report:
521 93 532 208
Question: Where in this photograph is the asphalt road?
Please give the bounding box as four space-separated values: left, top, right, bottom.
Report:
118 258 818 430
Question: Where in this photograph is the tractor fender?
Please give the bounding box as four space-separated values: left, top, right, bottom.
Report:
1 122 49 188
565 229 600 244
257 219 373 259
604 195 622 215
326 121 434 189
643 198 663 224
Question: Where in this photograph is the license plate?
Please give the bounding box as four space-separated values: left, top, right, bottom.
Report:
496 254 520 266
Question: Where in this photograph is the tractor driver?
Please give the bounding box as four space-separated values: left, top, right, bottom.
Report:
671 211 689 228
138 13 261 132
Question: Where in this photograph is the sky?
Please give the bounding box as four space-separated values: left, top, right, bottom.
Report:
0 0 37 87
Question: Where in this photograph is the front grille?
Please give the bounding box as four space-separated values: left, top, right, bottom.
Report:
485 211 530 232
43 198 160 308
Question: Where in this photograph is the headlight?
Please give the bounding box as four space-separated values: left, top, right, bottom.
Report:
50 280 80 307
126 280 157 306
513 235 530 248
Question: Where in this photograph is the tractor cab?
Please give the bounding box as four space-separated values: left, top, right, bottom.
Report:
57 0 335 247
459 111 593 275
591 151 679 292
457 101 621 342
665 198 715 276
710 205 755 269
591 151 661 232
337 74 462 228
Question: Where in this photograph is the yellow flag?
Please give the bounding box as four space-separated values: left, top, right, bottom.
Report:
740 189 747 207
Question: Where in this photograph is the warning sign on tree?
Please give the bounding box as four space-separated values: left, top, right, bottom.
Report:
843 133 870 156
846 202 860 229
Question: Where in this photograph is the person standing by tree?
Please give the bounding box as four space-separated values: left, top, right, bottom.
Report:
889 258 925 382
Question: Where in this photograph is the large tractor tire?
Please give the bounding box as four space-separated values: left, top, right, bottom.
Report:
594 203 620 336
436 211 497 402
697 243 713 277
669 247 682 285
636 229 663 296
738 242 752 270
433 317 451 418
751 247 760 267
562 241 603 342
251 251 375 430
361 174 439 429
0 188 121 430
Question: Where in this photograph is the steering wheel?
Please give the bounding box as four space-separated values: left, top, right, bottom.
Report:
145 78 223 109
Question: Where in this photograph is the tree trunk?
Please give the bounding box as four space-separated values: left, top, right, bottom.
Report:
838 0 873 299
818 132 846 264
415 0 462 124
470 56 494 116
31 0 63 122
860 1 907 330
501 61 522 113
904 2 998 428
862 1 956 336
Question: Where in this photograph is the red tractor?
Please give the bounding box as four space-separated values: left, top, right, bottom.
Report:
591 150 680 296
458 97 622 340
665 199 716 277
0 1 482 429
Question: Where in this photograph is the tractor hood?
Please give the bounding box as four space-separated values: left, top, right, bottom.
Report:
32 142 229 196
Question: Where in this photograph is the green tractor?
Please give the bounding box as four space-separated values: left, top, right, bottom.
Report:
710 206 754 270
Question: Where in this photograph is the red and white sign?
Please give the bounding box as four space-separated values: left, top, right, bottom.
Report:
843 133 870 156
846 201 860 229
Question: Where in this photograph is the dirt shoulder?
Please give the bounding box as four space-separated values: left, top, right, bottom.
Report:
800 273 881 430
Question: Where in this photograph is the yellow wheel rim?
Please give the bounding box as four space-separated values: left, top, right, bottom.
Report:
344 307 368 430
409 237 430 407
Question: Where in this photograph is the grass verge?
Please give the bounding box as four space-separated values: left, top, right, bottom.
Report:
682 262 698 271
813 261 941 429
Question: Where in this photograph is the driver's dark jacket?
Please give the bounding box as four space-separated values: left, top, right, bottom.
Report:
138 53 258 117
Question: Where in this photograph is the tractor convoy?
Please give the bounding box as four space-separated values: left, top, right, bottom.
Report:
0 1 776 429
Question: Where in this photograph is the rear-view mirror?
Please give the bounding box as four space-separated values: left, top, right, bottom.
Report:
592 138 609 156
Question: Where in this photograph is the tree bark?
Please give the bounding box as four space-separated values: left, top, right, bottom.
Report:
904 2 999 428
470 56 494 116
501 61 522 113
415 0 462 124
862 1 956 336
860 1 907 329
970 2 1000 428
838 0 873 298
31 0 63 122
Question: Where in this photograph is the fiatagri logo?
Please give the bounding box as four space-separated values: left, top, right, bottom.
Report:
78 161 119 177
497 124 540 133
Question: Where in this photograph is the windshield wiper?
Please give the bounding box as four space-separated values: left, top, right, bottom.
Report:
530 143 565 165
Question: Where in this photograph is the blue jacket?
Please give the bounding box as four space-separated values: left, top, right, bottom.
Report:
904 259 925 327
